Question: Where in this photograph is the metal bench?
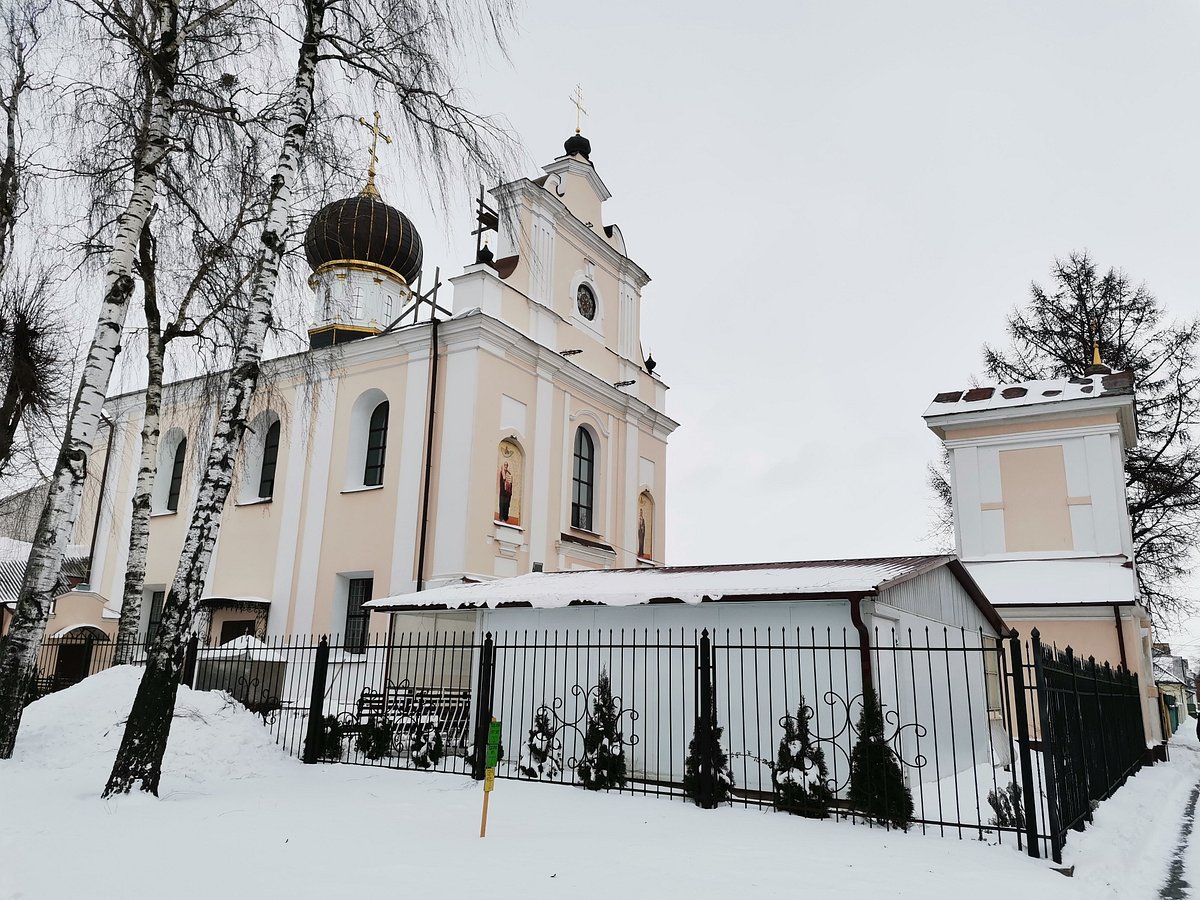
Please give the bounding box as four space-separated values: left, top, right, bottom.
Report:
352 684 473 750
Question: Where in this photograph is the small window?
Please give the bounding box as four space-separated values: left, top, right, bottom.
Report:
345 577 373 653
364 401 389 486
571 427 595 532
146 590 166 647
258 421 281 499
166 439 186 512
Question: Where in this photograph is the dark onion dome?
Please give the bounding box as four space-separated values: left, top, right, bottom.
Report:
564 131 591 160
304 192 423 286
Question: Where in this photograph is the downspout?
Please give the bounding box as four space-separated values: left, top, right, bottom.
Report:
415 316 440 592
1113 604 1129 671
85 411 116 587
849 594 874 695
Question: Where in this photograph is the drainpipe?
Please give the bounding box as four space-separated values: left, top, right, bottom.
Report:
84 411 116 588
1113 604 1129 671
849 595 874 695
415 316 440 593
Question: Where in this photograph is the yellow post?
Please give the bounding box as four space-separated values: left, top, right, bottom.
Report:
480 717 500 838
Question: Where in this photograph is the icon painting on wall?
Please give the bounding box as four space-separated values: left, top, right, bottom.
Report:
497 439 523 526
638 491 653 560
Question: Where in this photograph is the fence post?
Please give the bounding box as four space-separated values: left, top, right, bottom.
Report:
302 637 331 764
1030 630 1064 864
1007 635 1040 859
180 635 199 688
1089 656 1111 797
471 633 496 780
696 629 717 809
1065 647 1093 824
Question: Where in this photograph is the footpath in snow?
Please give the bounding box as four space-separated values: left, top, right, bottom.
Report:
0 667 1195 900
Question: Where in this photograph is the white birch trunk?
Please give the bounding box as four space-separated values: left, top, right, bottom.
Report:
114 333 165 661
0 0 181 759
104 1 325 796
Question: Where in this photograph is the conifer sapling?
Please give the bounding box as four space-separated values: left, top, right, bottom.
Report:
773 700 833 818
847 687 913 830
577 669 628 791
519 708 563 780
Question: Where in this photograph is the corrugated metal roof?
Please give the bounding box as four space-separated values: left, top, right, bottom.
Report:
367 555 953 612
0 545 90 606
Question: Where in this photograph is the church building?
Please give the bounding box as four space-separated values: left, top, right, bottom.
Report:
51 129 678 647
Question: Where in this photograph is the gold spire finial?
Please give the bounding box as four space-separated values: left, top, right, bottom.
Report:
569 84 587 134
356 110 393 199
1091 317 1103 366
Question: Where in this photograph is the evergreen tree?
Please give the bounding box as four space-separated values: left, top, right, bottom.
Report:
410 724 444 770
577 669 628 791
519 708 562 780
683 717 733 807
931 252 1200 619
773 701 833 818
848 688 913 830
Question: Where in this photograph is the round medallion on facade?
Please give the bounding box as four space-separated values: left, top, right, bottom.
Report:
304 193 424 286
577 283 597 320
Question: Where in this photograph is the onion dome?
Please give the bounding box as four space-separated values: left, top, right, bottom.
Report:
564 131 591 160
303 192 423 286
476 243 495 267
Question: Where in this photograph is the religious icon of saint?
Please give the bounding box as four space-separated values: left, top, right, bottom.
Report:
638 507 646 558
498 461 514 523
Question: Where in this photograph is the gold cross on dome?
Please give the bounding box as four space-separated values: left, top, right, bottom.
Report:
569 84 587 134
356 110 393 198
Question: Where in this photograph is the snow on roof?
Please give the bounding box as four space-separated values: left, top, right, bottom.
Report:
199 595 272 607
367 556 952 612
201 634 287 662
923 371 1134 419
964 557 1138 606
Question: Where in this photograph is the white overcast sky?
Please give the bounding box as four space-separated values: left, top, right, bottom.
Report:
70 3 1200 649
379 0 1200 636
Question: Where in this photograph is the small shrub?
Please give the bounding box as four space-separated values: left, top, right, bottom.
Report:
773 701 834 819
987 782 1025 830
577 670 628 791
315 716 344 761
355 717 394 761
683 717 734 807
847 688 913 830
411 725 444 770
519 708 563 780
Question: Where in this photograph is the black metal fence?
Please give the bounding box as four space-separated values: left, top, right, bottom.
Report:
27 623 1149 862
183 626 1046 850
1025 630 1147 862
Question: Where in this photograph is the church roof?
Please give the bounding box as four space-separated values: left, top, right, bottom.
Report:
368 555 1006 633
924 370 1134 418
923 370 1137 443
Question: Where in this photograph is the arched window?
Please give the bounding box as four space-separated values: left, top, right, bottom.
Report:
166 438 187 512
572 427 595 531
364 401 389 486
258 420 281 499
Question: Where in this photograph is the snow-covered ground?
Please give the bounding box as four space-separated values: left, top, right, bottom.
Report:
0 667 1194 899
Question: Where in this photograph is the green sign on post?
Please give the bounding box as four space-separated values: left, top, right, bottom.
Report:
485 720 502 768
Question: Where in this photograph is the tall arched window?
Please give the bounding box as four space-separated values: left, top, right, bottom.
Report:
258 420 281 499
572 427 595 531
364 401 390 486
166 439 187 512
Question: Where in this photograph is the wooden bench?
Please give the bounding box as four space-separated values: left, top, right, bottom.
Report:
353 685 473 750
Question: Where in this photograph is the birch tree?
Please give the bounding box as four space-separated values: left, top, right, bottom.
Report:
104 0 517 796
113 145 265 660
0 0 240 759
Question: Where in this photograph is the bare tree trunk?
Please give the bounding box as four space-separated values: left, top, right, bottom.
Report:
114 227 166 661
103 5 323 796
0 0 180 760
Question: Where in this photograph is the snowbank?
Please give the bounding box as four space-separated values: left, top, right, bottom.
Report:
12 665 294 786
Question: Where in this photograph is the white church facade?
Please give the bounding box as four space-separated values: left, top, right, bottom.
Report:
57 131 678 647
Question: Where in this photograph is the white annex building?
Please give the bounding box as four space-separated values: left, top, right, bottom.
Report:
30 131 679 647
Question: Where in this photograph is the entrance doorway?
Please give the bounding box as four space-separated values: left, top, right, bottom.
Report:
219 619 257 645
